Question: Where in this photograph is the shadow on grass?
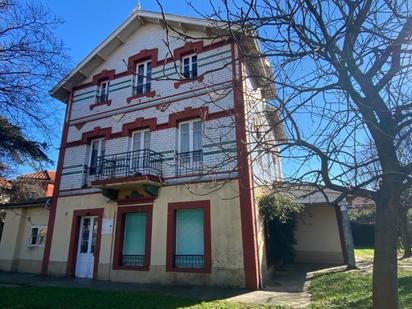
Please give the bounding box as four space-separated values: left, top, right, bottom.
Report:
1 286 250 309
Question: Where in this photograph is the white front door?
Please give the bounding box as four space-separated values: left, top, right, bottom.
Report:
75 216 98 279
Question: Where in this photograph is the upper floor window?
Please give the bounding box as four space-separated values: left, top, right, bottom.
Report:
133 61 152 96
182 54 198 79
89 138 105 175
97 80 109 102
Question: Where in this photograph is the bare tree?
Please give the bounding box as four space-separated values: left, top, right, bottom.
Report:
0 0 68 176
154 0 412 307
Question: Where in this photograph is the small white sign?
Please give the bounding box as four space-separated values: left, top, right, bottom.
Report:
102 219 113 234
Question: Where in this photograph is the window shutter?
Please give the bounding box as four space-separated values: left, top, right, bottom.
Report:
175 208 204 255
123 213 147 255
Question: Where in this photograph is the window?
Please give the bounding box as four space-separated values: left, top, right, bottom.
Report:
181 54 198 79
113 205 153 270
176 120 203 176
97 80 109 102
166 201 211 273
89 138 105 175
133 61 152 96
29 225 47 247
130 130 151 174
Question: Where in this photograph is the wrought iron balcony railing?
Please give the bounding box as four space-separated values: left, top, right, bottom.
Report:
175 150 203 177
96 93 109 102
132 83 151 96
121 254 144 266
89 149 163 182
174 255 204 269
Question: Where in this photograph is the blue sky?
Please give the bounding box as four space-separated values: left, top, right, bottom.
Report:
38 1 209 173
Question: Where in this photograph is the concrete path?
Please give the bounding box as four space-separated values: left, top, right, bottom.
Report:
0 265 343 308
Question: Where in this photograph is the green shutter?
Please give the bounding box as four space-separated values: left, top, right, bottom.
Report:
175 208 204 255
123 213 147 255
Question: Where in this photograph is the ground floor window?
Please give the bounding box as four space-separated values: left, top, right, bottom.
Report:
113 205 152 270
166 200 211 273
28 225 47 247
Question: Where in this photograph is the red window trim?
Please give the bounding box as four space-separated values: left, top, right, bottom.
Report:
113 205 153 271
66 208 104 279
166 200 212 273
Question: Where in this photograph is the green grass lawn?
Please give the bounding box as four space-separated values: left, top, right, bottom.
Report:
309 271 412 309
354 248 375 259
0 287 276 309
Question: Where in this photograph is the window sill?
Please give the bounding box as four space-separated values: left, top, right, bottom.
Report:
90 100 112 110
166 266 211 273
174 75 204 89
28 244 45 248
113 264 150 271
127 90 156 103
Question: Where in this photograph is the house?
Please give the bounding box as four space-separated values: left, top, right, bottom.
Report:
0 171 54 273
0 10 352 289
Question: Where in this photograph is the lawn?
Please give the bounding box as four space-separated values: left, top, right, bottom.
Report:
309 271 412 309
0 287 277 309
354 248 374 259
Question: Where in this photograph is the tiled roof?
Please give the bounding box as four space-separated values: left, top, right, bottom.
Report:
0 177 12 189
20 170 56 182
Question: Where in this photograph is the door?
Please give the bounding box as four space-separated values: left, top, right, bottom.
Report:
130 130 150 174
75 216 98 278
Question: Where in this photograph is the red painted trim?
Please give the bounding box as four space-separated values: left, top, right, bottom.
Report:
117 196 156 205
122 117 157 136
66 208 104 279
72 40 230 94
127 90 156 103
89 100 112 110
174 75 205 89
173 41 204 59
232 42 260 289
166 200 211 273
127 48 158 74
91 175 161 187
93 69 116 84
65 108 234 148
113 205 153 271
334 205 348 264
41 91 74 275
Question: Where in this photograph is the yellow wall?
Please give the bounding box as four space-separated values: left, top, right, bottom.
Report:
48 180 246 287
0 207 49 273
294 204 344 264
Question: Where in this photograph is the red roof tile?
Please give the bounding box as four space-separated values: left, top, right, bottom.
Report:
20 170 56 183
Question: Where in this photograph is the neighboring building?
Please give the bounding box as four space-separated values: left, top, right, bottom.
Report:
0 10 352 288
0 171 53 273
0 178 11 204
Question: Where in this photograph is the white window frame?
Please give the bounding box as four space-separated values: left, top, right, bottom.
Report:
181 54 198 79
28 225 47 247
134 60 152 92
98 80 109 101
129 129 151 152
177 119 202 153
88 138 105 167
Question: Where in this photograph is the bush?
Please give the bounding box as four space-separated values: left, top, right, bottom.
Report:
259 193 303 266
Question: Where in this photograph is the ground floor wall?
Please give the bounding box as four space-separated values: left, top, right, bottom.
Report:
0 207 49 274
294 204 344 264
47 180 246 287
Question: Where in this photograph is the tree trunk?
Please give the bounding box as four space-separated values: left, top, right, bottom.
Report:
373 189 400 309
399 205 411 259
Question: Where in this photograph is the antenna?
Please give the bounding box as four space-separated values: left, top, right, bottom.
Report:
133 1 141 12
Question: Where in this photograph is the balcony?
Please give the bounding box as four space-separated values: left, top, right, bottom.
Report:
175 150 203 177
89 149 163 190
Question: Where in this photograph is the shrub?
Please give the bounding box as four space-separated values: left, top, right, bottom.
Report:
259 193 303 266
